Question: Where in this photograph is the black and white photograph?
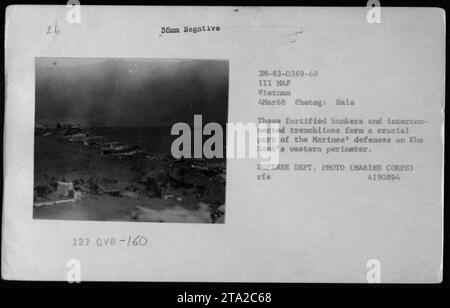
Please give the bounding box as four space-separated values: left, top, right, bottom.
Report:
33 57 228 223
1 4 446 288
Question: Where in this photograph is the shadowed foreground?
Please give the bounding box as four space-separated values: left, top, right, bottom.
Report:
33 129 225 223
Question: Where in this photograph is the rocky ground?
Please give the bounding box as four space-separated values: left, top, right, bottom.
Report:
33 134 226 223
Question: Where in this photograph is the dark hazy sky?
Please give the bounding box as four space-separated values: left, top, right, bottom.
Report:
35 58 229 127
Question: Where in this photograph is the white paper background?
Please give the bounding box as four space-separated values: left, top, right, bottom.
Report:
2 6 445 282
